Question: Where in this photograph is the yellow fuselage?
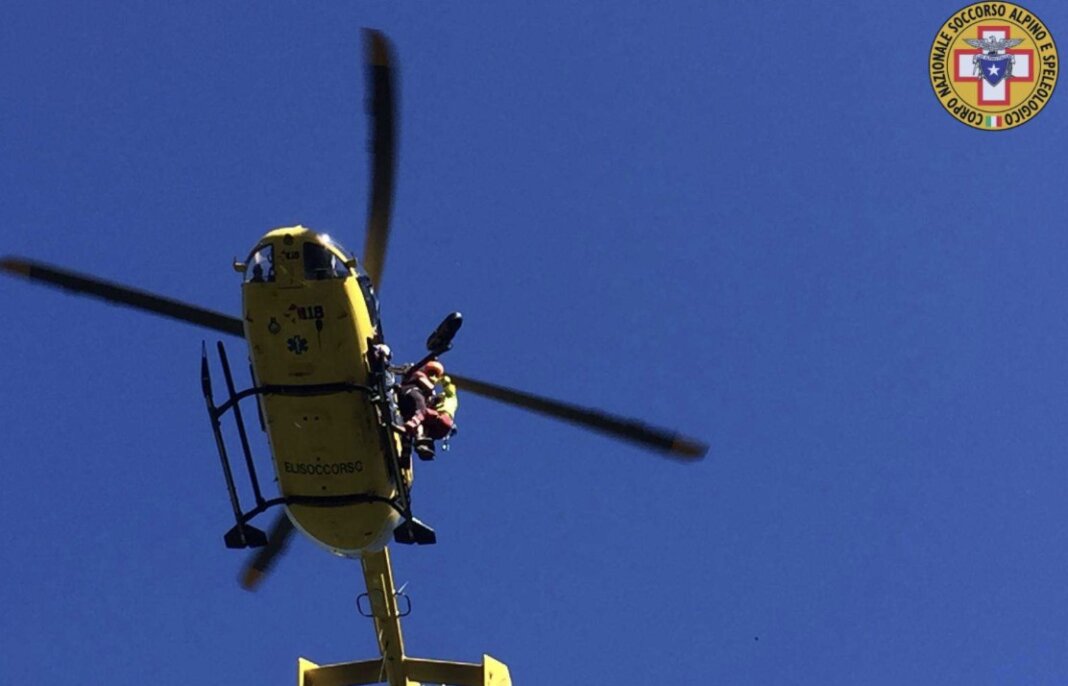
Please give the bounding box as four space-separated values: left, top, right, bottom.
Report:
241 226 399 555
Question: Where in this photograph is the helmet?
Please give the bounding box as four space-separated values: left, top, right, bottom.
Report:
422 360 445 379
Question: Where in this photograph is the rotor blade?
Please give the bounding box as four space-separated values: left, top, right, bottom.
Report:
449 374 708 460
361 28 397 291
240 513 296 591
0 256 244 337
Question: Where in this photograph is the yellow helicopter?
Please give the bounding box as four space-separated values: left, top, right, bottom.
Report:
1 29 705 603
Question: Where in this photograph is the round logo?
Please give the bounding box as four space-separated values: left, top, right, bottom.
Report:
930 3 1058 130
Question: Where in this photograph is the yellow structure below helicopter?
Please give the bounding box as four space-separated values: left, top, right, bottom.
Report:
298 549 511 686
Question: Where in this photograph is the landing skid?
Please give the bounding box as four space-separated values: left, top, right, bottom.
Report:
201 340 432 549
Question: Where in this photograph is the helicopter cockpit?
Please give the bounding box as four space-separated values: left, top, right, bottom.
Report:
242 238 350 284
240 231 379 328
244 244 275 283
303 241 351 281
314 235 380 328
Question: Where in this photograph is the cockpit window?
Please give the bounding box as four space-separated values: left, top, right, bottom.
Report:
303 242 350 280
319 233 351 256
357 274 380 328
245 245 274 283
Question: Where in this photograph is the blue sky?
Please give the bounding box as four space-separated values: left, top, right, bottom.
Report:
3 1 1068 684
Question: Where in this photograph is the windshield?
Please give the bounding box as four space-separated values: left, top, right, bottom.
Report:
318 233 352 257
245 244 274 283
303 242 350 280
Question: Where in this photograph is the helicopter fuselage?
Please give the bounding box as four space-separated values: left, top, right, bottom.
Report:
241 226 401 556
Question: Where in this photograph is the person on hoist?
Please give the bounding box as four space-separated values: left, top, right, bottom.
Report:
398 360 458 459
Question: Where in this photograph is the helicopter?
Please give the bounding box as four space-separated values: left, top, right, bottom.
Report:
0 30 707 594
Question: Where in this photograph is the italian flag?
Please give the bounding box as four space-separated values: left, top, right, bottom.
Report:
984 115 1003 129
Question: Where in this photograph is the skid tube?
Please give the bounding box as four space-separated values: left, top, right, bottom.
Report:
200 341 414 549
